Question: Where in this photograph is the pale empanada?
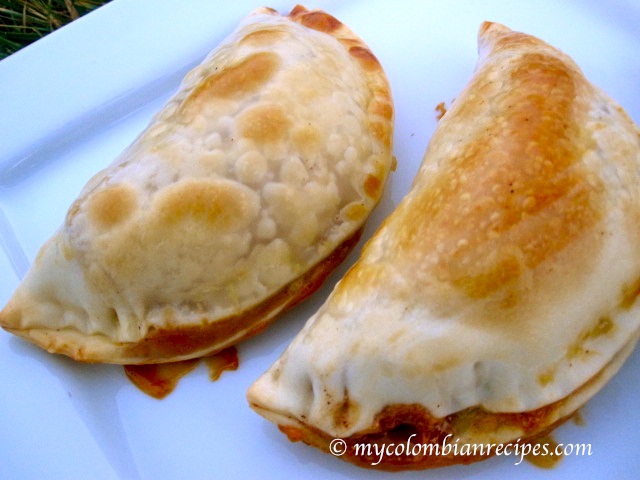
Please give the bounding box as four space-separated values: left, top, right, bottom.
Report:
247 22 640 469
0 5 394 364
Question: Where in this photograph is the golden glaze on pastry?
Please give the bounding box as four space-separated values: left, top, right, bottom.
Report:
247 22 640 469
0 5 394 364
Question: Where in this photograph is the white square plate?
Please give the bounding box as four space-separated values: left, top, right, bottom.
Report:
1 1 639 479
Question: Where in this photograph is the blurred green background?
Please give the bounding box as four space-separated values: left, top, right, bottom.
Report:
0 0 112 59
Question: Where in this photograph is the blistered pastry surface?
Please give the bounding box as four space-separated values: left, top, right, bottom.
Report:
0 6 393 360
248 22 640 438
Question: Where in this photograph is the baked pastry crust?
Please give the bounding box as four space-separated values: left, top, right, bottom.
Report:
0 5 394 364
247 21 640 469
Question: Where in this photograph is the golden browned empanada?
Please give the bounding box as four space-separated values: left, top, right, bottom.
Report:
0 5 394 364
247 21 640 470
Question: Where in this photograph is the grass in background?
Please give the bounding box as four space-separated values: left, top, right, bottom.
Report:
0 0 111 59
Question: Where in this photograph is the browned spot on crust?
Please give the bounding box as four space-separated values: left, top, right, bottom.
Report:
538 370 555 386
238 103 290 143
290 8 342 33
370 99 393 120
87 184 137 229
291 124 321 155
364 174 382 198
180 52 280 116
397 52 602 298
369 120 392 148
288 4 308 18
240 28 286 46
343 203 367 222
621 277 640 309
567 316 615 358
349 46 381 71
154 179 255 232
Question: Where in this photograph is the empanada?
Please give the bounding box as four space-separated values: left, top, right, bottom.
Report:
0 5 394 364
247 22 640 469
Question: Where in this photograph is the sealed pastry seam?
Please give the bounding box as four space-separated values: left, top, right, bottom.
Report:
247 21 640 469
0 5 395 364
250 326 640 470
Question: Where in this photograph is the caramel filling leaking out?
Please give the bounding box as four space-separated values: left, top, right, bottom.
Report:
124 346 239 399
